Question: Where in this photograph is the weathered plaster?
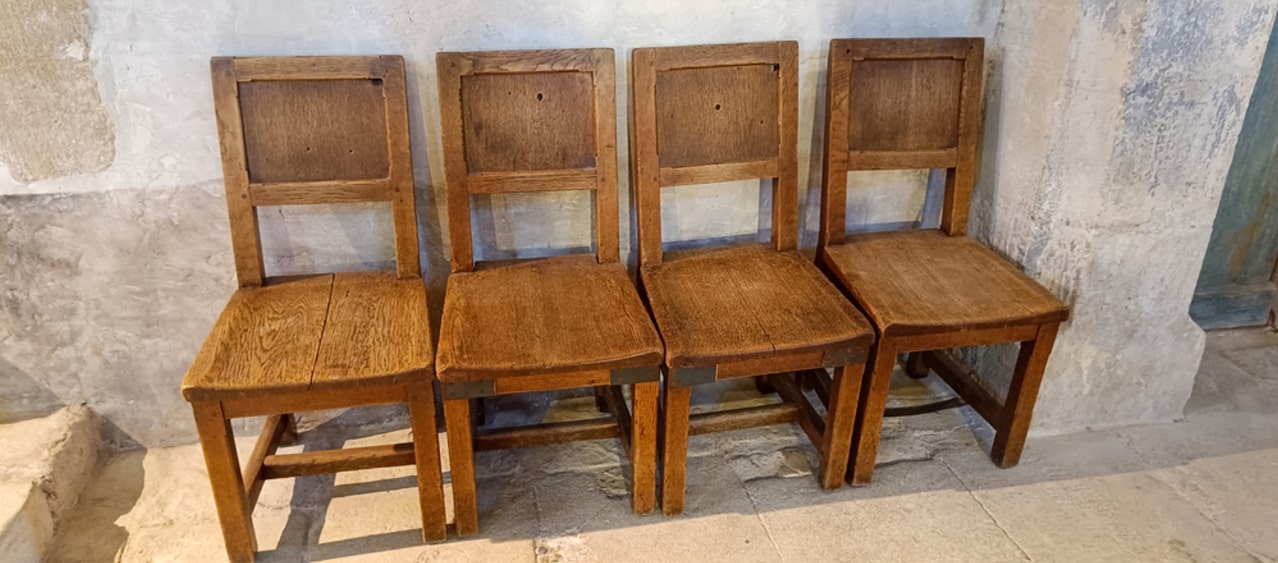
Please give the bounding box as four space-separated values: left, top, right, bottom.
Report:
0 0 115 182
975 0 1278 432
0 0 1269 446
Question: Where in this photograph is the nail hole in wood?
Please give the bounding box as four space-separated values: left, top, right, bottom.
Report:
537 93 544 101
715 104 721 110
372 78 383 86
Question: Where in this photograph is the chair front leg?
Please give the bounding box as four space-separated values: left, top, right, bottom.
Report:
849 340 898 486
443 397 479 536
991 323 1060 467
818 363 864 490
631 381 659 515
408 383 448 542
660 376 693 516
192 401 257 563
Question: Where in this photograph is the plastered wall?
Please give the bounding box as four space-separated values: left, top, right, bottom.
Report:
0 0 1271 447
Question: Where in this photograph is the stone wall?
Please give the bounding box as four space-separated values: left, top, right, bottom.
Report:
1 0 1273 448
0 0 998 447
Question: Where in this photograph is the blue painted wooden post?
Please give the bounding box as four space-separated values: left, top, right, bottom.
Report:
1191 17 1278 329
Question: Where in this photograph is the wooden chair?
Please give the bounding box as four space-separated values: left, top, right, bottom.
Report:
181 56 446 563
816 38 1071 485
630 41 876 515
434 48 665 536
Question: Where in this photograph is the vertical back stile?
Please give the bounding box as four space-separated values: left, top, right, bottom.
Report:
380 56 421 278
632 48 663 266
817 43 852 253
593 50 621 264
211 57 265 288
773 41 800 252
436 53 475 273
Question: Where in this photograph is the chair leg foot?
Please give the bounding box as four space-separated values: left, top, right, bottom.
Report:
990 324 1059 468
848 341 897 486
409 384 448 542
661 381 692 516
631 381 659 515
192 401 257 563
818 364 862 490
444 398 479 537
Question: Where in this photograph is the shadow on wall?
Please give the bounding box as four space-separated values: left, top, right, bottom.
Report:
0 357 64 424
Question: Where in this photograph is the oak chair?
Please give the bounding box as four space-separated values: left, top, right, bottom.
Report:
434 48 664 536
815 38 1071 485
631 41 876 515
181 56 446 562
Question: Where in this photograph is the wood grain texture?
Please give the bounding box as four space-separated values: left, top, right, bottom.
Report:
210 55 419 283
408 382 448 542
239 79 389 183
219 384 406 419
630 381 659 515
192 401 256 563
244 414 287 508
436 255 663 380
819 37 984 250
460 71 597 173
849 340 897 486
655 64 779 168
491 369 611 395
660 380 692 516
182 272 435 401
640 245 873 368
260 443 416 478
437 48 617 271
687 403 799 435
632 41 800 262
991 323 1060 467
443 398 479 536
182 275 333 401
818 364 862 490
821 230 1069 336
312 272 433 389
211 57 265 287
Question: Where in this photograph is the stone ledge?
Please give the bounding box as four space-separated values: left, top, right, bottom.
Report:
0 406 99 563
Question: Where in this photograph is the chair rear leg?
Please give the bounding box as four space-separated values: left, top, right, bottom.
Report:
192 401 257 563
408 383 448 542
443 398 479 536
991 323 1060 467
661 380 693 516
904 352 930 379
818 363 863 490
631 381 659 514
848 341 898 486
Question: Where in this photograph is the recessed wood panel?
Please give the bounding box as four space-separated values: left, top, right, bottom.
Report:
847 58 963 152
655 64 779 168
239 79 390 183
461 71 597 173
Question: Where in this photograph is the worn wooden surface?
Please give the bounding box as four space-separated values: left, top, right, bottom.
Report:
819 37 984 244
641 245 873 367
632 41 799 265
436 48 618 272
817 39 1070 486
182 273 434 401
194 55 441 558
436 255 662 381
634 41 870 517
821 230 1069 336
211 55 419 284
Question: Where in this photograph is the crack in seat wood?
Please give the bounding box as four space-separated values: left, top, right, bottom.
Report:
435 48 664 536
815 38 1071 486
181 55 445 563
631 41 875 516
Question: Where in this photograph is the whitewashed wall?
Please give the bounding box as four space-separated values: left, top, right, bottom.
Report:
0 0 998 446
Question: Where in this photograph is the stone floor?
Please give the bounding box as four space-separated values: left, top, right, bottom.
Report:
47 328 1278 562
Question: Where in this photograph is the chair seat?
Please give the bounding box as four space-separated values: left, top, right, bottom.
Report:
181 271 433 401
640 245 874 368
436 255 663 381
821 230 1070 336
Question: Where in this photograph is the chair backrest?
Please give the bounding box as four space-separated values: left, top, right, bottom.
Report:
818 37 984 250
631 41 800 266
435 48 618 273
210 55 420 287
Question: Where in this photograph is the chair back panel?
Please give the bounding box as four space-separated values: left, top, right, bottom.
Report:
437 48 618 272
632 41 799 266
655 64 779 169
818 38 983 251
210 55 419 287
